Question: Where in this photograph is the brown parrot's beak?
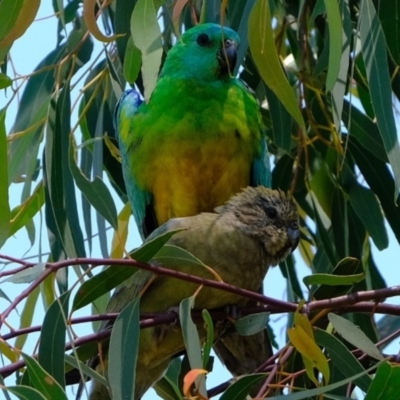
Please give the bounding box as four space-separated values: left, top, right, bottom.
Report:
288 222 300 252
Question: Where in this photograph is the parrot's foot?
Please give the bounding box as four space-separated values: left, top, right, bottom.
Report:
154 307 180 344
223 304 241 321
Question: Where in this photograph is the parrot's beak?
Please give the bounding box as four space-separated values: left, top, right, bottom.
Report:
288 222 300 252
218 39 237 75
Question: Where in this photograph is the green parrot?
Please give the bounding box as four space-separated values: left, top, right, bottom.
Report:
115 23 271 239
113 22 274 392
89 186 299 399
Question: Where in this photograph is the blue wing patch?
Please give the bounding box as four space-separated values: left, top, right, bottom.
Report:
114 89 154 239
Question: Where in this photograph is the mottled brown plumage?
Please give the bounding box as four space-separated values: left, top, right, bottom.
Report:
89 186 299 399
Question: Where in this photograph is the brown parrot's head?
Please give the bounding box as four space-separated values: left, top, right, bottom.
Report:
222 186 300 266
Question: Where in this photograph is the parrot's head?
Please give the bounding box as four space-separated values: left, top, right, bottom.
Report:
222 186 300 266
160 23 240 82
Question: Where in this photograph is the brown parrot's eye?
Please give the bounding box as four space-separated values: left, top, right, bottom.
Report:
197 33 211 47
266 207 278 219
290 221 299 230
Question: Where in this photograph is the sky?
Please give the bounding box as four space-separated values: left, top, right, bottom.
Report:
1 2 399 400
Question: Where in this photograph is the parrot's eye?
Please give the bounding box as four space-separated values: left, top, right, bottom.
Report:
266 207 278 219
197 33 211 47
290 221 299 230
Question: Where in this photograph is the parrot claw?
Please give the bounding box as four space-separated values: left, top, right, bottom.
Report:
154 307 180 344
166 306 180 324
223 304 241 321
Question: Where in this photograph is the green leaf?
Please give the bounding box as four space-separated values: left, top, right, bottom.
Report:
0 0 39 48
266 363 381 399
376 0 400 65
324 0 342 91
9 23 92 184
310 160 335 218
232 0 257 75
114 0 137 64
15 285 40 351
248 0 305 131
331 0 351 132
348 137 400 245
45 84 86 264
9 182 44 237
64 354 109 388
180 296 207 397
0 0 24 42
9 47 58 183
154 358 183 400
93 101 108 258
365 361 400 400
0 72 12 89
4 263 44 284
348 183 388 250
303 273 364 287
153 376 183 400
234 312 269 336
201 309 214 370
2 386 47 400
0 108 10 248
328 313 383 361
314 329 372 392
311 196 338 267
131 0 163 101
69 137 118 230
264 84 293 152
38 291 70 388
123 37 142 84
152 244 206 269
359 0 400 197
109 297 140 400
72 230 181 311
377 314 400 343
21 353 67 400
219 374 266 400
342 100 387 162
180 296 203 370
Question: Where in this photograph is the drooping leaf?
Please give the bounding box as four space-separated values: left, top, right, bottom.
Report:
69 137 118 230
328 313 383 361
359 0 400 197
364 361 400 400
234 312 269 336
109 297 140 400
314 329 372 392
180 296 207 398
0 0 40 48
38 291 70 388
219 374 266 400
303 272 364 287
376 0 400 65
0 73 12 89
131 0 163 101
323 0 342 91
331 0 351 132
0 108 10 248
248 0 305 131
21 353 67 400
9 182 44 237
348 183 388 250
